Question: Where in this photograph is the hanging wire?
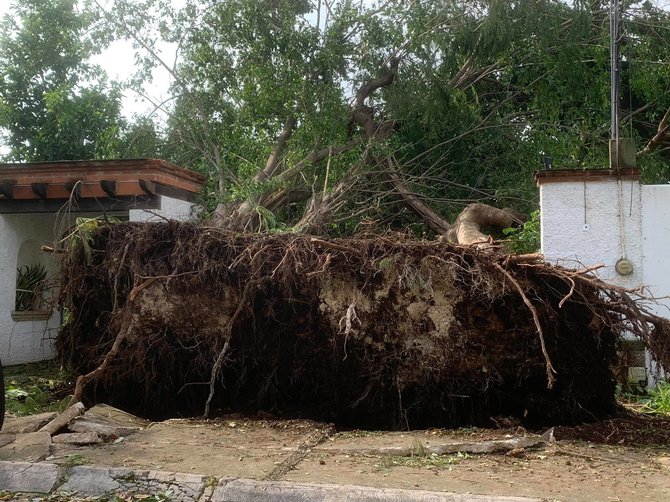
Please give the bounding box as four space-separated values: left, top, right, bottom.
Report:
623 6 635 219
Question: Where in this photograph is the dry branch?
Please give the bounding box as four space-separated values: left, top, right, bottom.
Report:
495 263 557 389
639 105 670 156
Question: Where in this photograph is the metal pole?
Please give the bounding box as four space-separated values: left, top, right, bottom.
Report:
610 0 620 146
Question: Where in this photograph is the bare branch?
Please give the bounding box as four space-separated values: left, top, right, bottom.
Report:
386 157 453 235
255 116 297 183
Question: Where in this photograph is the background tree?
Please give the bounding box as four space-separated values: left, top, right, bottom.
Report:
0 0 126 161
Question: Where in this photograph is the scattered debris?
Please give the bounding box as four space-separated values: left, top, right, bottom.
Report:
52 432 103 445
263 426 334 481
316 428 554 457
554 413 670 445
0 402 147 461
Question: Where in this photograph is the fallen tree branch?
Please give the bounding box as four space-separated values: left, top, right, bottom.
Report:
40 402 86 435
386 158 453 235
638 105 670 156
316 427 555 457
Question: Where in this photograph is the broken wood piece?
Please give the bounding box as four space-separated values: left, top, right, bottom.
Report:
38 402 86 436
505 253 544 263
315 428 555 457
52 432 103 445
41 245 65 254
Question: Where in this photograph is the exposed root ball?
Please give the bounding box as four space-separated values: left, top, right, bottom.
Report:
58 222 670 429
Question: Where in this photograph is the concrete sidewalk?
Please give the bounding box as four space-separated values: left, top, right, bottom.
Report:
0 460 541 501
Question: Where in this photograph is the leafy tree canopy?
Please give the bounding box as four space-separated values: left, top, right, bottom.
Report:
7 0 670 236
0 0 128 161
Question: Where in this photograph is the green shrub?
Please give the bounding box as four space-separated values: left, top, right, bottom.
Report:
503 210 540 254
639 380 670 415
5 382 69 416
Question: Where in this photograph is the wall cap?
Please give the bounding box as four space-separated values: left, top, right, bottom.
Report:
535 168 640 186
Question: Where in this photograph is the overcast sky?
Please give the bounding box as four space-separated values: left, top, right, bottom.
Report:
0 0 179 120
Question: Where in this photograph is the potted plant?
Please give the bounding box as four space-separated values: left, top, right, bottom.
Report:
12 263 52 321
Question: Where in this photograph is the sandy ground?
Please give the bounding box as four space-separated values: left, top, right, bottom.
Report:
34 416 670 502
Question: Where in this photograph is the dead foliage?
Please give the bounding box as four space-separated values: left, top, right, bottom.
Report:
555 413 670 446
57 221 670 429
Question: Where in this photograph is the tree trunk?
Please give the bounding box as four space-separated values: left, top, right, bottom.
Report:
446 204 524 245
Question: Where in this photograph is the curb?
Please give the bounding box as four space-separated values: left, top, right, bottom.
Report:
0 461 543 502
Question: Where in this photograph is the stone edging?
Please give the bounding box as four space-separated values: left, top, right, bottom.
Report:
0 461 542 502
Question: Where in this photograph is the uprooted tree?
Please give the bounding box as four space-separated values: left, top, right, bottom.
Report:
212 56 525 243
59 222 670 428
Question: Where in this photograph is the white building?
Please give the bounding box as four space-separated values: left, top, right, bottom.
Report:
0 159 206 366
537 168 670 384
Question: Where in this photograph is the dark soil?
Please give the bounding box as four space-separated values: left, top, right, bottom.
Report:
57 222 670 430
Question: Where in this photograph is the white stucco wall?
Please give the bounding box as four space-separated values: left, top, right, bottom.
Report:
0 213 61 365
540 177 670 385
0 196 197 366
129 195 196 222
641 185 670 381
641 185 670 318
540 178 643 288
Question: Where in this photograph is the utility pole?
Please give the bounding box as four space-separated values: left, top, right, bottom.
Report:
610 0 620 145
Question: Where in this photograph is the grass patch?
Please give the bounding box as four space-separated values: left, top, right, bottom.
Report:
334 430 384 439
638 381 670 416
619 380 670 416
62 453 88 468
376 448 472 471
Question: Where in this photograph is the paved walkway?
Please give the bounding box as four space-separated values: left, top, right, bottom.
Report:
1 413 669 501
0 460 540 501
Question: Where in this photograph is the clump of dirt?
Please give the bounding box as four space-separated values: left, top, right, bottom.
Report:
57 222 670 429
